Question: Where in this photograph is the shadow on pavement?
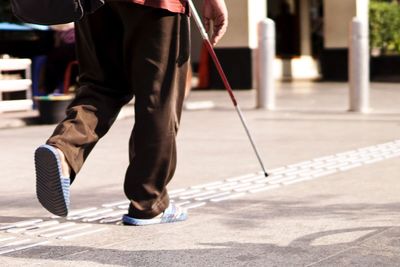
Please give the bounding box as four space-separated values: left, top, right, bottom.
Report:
2 196 400 225
2 226 398 266
2 195 400 265
204 199 400 225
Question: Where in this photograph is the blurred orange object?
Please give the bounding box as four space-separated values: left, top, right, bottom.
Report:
197 43 210 89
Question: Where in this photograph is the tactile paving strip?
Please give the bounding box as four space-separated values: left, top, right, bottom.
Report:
166 139 400 208
1 140 399 255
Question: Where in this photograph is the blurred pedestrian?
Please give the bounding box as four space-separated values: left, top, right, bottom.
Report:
34 0 228 226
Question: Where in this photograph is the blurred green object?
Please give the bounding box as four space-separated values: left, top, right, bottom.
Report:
370 0 400 55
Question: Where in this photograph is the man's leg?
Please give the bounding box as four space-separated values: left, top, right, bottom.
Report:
47 5 133 179
114 4 190 219
35 4 133 216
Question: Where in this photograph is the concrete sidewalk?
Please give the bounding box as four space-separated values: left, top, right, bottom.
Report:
0 82 399 266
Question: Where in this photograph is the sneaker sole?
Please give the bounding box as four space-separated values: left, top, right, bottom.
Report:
35 145 70 217
122 204 188 226
122 214 188 226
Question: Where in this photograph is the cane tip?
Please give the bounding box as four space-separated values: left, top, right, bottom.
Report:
264 172 269 177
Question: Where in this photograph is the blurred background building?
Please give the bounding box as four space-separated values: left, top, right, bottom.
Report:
190 0 400 88
0 0 400 92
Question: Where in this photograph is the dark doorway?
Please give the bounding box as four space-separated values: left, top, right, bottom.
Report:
268 0 301 58
268 0 324 59
310 0 324 58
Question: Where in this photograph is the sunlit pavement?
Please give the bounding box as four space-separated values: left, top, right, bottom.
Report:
1 82 400 266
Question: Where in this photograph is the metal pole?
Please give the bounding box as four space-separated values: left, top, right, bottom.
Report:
257 19 276 110
349 17 370 112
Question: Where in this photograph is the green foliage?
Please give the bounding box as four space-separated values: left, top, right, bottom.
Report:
370 0 400 55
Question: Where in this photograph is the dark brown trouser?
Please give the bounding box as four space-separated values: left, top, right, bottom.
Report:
46 2 190 219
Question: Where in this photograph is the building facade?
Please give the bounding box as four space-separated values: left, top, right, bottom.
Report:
191 0 369 88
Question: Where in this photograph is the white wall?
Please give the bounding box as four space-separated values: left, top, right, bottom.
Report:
248 0 267 49
217 0 266 48
324 0 356 48
216 1 249 48
190 0 266 62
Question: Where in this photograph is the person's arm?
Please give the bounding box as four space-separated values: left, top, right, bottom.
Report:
202 0 228 46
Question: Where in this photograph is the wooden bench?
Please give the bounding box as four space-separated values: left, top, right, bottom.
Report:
0 58 33 113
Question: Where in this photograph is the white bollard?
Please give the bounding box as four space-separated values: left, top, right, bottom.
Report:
257 19 276 110
349 17 370 112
